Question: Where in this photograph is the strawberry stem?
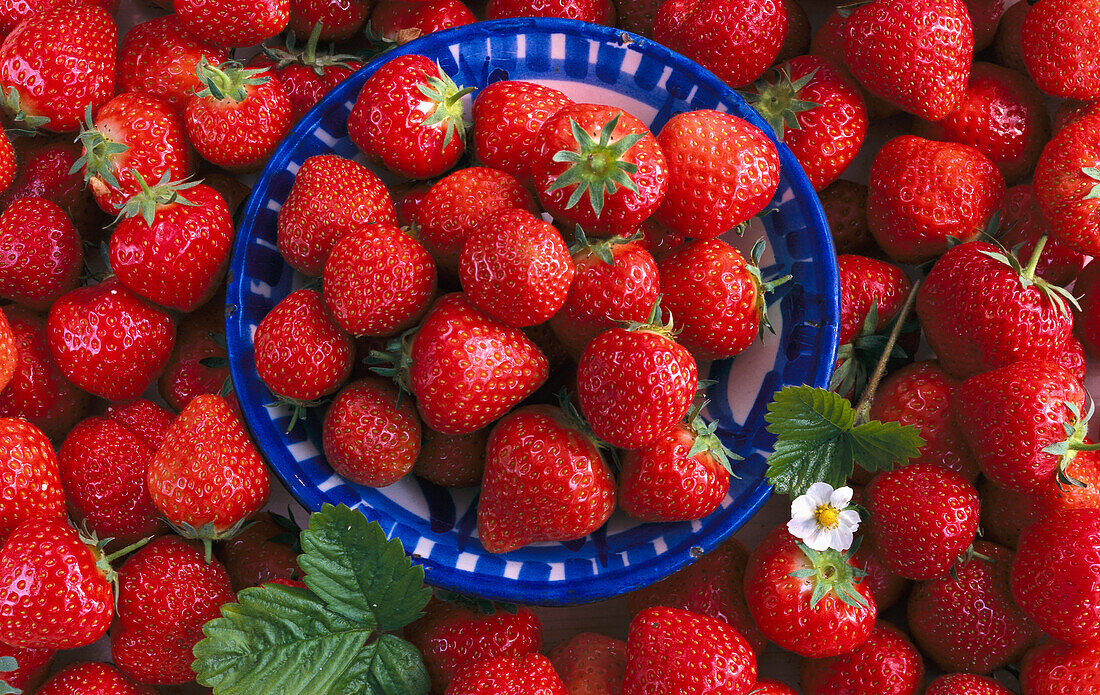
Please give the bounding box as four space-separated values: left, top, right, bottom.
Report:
852 279 921 425
547 114 645 219
195 57 271 103
1022 233 1049 281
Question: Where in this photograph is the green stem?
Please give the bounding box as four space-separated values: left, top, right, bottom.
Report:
1022 234 1049 280
852 280 921 426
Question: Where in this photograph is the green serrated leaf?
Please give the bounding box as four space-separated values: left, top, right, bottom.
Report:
0 656 16 695
298 504 431 631
766 434 854 496
765 385 856 441
848 419 925 473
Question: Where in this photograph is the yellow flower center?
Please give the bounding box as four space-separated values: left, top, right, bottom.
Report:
814 504 840 530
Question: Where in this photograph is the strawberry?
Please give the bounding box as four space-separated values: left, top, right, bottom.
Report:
276 154 397 277
0 642 53 693
368 0 476 44
1034 449 1100 517
998 184 1087 286
842 0 973 120
460 208 574 327
547 632 626 695
486 0 615 22
0 4 116 133
0 312 12 392
655 109 779 240
0 0 116 34
36 662 157 695
445 654 566 695
1021 0 1100 99
0 418 66 539
992 0 1028 73
0 306 90 439
322 376 420 487
744 525 876 658
626 538 769 654
744 55 867 191
477 404 615 553
414 166 537 275
249 31 364 123
1020 640 1100 695
404 597 543 693
800 621 923 695
916 241 1074 378
966 0 1004 50
532 103 667 237
622 606 757 695
576 302 697 449
174 0 289 49
119 15 227 108
215 511 300 592
851 534 909 612
809 9 901 121
158 295 230 411
471 80 573 186
288 0 370 41
323 223 438 336
1055 99 1100 131
58 416 168 548
1011 508 1100 645
393 181 432 227
775 0 811 65
615 0 659 37
0 136 105 241
349 54 471 179
105 399 174 450
112 536 236 684
47 278 176 401
73 92 194 217
818 180 872 255
653 0 786 88
979 476 1041 549
926 674 1014 695
1032 114 1100 256
0 197 82 310
0 517 114 649
1051 334 1087 380
659 238 785 360
868 136 1005 264
0 130 12 194
147 394 270 546
184 60 293 173
413 428 487 488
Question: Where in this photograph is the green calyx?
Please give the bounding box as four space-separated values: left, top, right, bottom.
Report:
366 328 416 395
1041 400 1100 489
261 22 361 78
623 296 679 340
195 56 271 103
0 87 49 132
1084 166 1100 201
82 527 152 606
788 541 869 609
70 105 129 189
568 225 642 265
741 65 822 141
173 518 250 564
548 113 645 219
686 400 743 475
978 234 1080 317
417 63 474 150
266 394 328 434
747 238 792 340
116 169 200 226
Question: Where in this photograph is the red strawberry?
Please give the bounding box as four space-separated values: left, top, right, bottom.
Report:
868 136 1006 264
249 33 363 123
547 632 626 695
0 197 82 310
966 0 1004 50
0 311 13 392
775 0 811 64
157 296 230 412
1020 640 1100 695
323 223 437 336
997 184 1087 286
105 399 174 450
404 597 543 693
460 208 574 327
471 80 573 186
1034 449 1100 517
0 642 53 693
615 0 659 37
1032 114 1100 256
0 0 116 34
276 154 398 276
532 103 667 237
322 376 420 487
0 4 116 132
477 404 615 553
174 0 289 49
926 674 1013 695
445 654 566 695
215 511 300 592
842 0 973 120
655 109 778 240
0 418 66 539
1055 99 1100 132
1021 0 1100 99
818 180 872 255
809 9 901 121
979 476 1041 549
349 54 471 179
147 394 270 544
36 662 156 695
622 606 757 695
915 62 1051 186
800 621 923 695
392 181 432 228
626 538 769 654
0 130 12 194
486 0 615 22
112 536 236 684
1011 508 1100 645
745 55 867 191
369 0 476 44
119 15 227 109
744 525 876 658
47 278 176 401
851 534 909 612
992 0 1028 72
0 136 105 241
413 428 488 488
288 0 370 41
0 517 113 649
653 0 786 88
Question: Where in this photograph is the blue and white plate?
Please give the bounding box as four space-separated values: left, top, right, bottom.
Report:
226 17 838 605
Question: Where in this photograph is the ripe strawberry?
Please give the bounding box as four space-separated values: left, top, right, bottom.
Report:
415 166 537 275
472 80 573 186
0 312 13 393
868 136 1005 264
843 0 973 120
446 654 566 695
1055 99 1100 131
404 597 543 693
174 0 289 49
656 110 778 240
0 517 114 649
486 0 615 22
158 296 230 412
916 241 1074 378
1032 114 1100 256
112 536 236 684
998 184 1087 286
47 278 176 401
0 197 82 310
477 404 615 553
992 0 1028 72
369 0 476 44
1021 0 1100 99
0 418 66 539
0 0 116 34
744 525 876 658
1011 508 1100 645
745 55 867 191
36 662 157 695
0 130 12 194
1034 448 1100 517
322 376 420 487
818 180 872 254
626 538 769 654
532 104 666 237
800 621 924 695
0 642 53 693
105 399 174 450
775 0 811 64
323 223 437 336
926 674 1014 695
184 60 293 173
1051 334 1087 380
547 632 626 695
622 606 756 695
851 534 909 612
276 154 397 276
915 62 1051 185
460 208 574 327
249 32 363 123
0 306 89 439
392 181 432 227
809 9 902 121
413 428 487 487
966 0 1004 50
979 477 1041 549
119 15 227 109
288 0 370 41
147 394 270 545
0 4 116 133
653 0 786 88
0 136 105 241
349 54 471 179
1020 640 1100 694
215 511 300 592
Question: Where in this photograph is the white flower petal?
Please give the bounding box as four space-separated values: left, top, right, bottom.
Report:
830 486 854 509
788 516 819 539
804 528 832 552
790 495 816 520
838 509 862 532
834 526 855 552
805 482 834 506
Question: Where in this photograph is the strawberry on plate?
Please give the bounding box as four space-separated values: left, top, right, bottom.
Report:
322 376 421 487
548 632 626 695
471 80 573 187
413 428 488 488
800 622 924 695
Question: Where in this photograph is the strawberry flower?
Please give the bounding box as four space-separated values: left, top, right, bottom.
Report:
787 483 860 552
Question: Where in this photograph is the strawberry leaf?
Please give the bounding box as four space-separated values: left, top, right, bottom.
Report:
0 655 18 695
330 634 432 694
849 419 924 474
